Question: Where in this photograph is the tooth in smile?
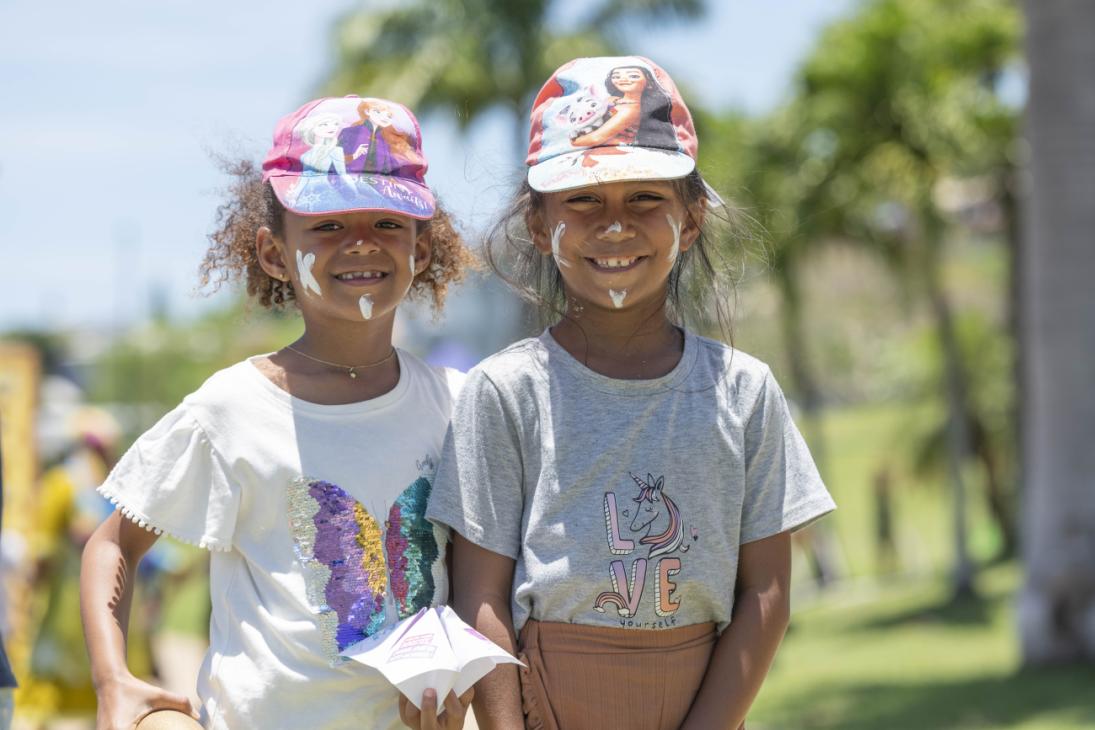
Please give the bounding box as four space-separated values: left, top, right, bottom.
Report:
594 257 638 269
336 271 384 280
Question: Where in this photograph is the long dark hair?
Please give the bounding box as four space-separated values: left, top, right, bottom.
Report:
484 169 752 344
605 65 677 150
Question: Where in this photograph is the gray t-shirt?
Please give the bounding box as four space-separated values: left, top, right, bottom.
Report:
428 329 835 633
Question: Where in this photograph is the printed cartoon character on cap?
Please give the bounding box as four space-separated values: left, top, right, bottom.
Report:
287 112 356 209
338 99 416 176
572 64 676 150
558 88 614 141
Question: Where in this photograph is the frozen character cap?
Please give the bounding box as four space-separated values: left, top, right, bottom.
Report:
526 56 697 193
262 96 436 219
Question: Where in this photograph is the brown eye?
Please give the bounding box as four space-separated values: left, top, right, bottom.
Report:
566 195 598 205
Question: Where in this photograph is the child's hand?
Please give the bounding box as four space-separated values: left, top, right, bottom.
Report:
398 687 475 730
95 674 197 730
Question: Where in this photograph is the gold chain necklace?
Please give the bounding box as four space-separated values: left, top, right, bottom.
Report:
284 344 396 379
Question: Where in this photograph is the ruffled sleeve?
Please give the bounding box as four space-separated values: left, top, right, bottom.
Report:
98 404 239 551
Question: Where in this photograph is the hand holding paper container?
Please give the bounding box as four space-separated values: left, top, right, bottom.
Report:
341 605 525 715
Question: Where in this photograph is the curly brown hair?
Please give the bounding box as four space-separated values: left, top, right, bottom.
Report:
200 158 474 311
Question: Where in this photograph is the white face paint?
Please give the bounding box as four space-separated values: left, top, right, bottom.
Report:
551 221 570 268
609 289 628 309
295 249 322 297
408 254 417 278
605 221 623 234
666 214 682 263
358 294 373 320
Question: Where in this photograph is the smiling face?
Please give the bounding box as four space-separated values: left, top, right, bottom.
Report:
258 210 429 327
533 180 700 314
609 67 647 95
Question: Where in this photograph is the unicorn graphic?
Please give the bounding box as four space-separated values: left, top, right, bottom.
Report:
628 472 687 559
593 472 688 618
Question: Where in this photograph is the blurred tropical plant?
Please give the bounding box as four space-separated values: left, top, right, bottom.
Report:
88 301 302 439
324 0 705 154
704 0 1021 594
785 0 1019 597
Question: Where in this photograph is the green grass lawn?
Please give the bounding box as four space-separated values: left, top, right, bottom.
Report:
751 563 1095 729
748 401 1095 730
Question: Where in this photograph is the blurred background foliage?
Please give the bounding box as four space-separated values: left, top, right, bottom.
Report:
4 0 1095 728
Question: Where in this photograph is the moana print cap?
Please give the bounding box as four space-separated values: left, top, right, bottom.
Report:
262 95 436 219
526 56 697 193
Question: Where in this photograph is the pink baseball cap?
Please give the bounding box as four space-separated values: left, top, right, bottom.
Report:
526 56 697 193
262 96 436 219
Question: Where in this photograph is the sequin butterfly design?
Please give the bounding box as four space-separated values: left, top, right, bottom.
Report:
287 476 444 664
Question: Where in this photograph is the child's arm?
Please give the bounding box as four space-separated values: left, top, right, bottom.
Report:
451 534 524 730
80 511 197 729
680 531 792 730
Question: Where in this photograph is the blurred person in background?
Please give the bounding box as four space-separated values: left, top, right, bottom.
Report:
1 424 18 729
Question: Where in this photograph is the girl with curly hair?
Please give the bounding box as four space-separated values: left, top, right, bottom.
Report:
80 96 476 730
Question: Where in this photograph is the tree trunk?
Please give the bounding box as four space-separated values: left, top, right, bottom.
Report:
1018 0 1095 666
776 261 842 587
920 220 977 600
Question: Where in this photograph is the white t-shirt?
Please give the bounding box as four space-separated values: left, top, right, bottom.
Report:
428 330 835 634
99 351 463 729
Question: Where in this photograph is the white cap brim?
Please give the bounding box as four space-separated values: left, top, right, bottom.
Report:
527 146 695 193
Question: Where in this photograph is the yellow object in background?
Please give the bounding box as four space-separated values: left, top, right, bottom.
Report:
0 344 41 716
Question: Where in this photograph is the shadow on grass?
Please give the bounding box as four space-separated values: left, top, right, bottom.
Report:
754 665 1095 730
859 589 1005 630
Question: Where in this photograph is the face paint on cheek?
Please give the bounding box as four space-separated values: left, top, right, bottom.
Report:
358 294 373 320
666 214 681 263
295 249 322 297
408 254 416 277
609 289 628 309
551 221 570 268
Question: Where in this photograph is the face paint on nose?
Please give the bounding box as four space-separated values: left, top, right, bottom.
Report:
358 294 374 320
605 221 623 235
609 289 628 308
551 221 570 268
296 249 322 297
666 214 682 263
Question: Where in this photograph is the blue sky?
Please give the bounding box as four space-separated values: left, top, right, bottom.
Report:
0 0 851 331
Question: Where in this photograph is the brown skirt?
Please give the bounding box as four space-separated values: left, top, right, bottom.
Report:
517 619 740 730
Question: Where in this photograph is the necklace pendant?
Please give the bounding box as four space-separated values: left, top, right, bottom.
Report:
349 369 357 379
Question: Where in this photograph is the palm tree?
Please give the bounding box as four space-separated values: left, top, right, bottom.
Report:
1018 0 1095 666
324 0 704 157
792 0 1020 598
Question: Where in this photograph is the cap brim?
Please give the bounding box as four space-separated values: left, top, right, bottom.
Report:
527 146 695 193
269 172 436 219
